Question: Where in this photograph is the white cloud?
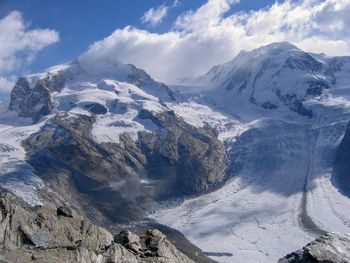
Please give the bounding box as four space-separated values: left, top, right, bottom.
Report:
84 0 350 83
175 0 239 31
0 76 16 93
141 4 169 27
141 0 181 27
0 11 59 73
172 0 180 7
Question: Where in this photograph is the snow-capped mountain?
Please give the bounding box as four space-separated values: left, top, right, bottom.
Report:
2 42 350 263
187 42 350 117
152 43 350 263
0 54 228 224
9 57 174 123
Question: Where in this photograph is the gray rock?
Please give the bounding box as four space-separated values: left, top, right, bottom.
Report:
0 192 112 253
141 229 195 263
8 68 72 122
145 229 166 252
115 230 142 253
9 78 53 122
0 192 195 263
57 206 73 218
278 233 350 263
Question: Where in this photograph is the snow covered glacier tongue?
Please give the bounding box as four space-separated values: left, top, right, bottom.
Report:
152 42 350 263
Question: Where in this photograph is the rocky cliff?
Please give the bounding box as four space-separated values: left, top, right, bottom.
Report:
0 192 195 263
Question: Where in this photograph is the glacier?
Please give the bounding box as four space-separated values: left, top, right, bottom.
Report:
151 42 350 262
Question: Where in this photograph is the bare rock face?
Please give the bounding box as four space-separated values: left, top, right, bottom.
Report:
9 78 53 122
9 70 70 122
0 192 195 263
278 233 350 263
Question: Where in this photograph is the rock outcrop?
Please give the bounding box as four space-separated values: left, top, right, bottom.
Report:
278 233 350 263
9 78 54 122
0 192 195 263
9 70 70 122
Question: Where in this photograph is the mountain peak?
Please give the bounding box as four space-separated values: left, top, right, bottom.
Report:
190 42 337 117
256 41 299 52
243 42 302 62
8 54 175 122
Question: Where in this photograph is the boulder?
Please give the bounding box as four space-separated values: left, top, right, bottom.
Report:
57 206 73 218
115 230 142 253
145 229 166 252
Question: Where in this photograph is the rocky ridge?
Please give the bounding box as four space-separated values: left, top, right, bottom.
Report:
0 192 195 263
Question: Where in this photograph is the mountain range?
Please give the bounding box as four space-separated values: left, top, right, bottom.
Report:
1 42 350 263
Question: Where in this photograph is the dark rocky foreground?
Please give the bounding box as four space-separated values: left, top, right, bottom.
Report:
0 192 212 263
3 189 347 263
278 233 350 263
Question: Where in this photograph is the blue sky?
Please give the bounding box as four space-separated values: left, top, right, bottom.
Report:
0 0 349 92
0 0 275 74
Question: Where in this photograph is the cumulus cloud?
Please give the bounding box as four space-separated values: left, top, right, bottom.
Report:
84 0 350 83
175 0 239 31
0 11 59 73
141 4 169 27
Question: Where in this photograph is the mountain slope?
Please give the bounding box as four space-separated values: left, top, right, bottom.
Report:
0 57 229 225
